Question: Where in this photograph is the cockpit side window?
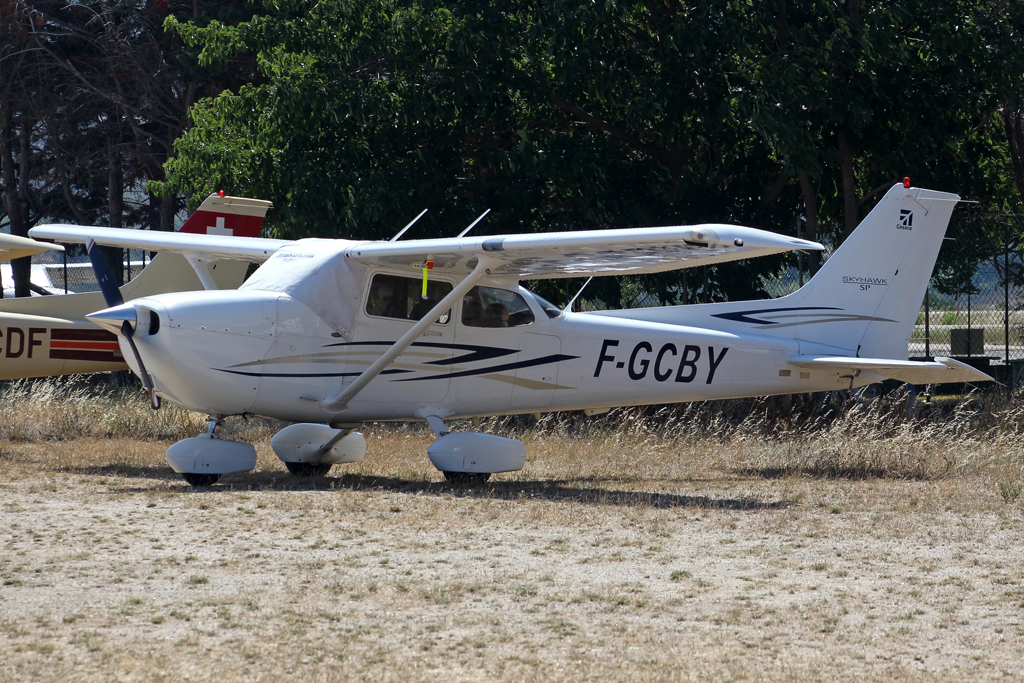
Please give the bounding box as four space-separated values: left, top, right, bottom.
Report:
461 286 535 328
365 274 452 323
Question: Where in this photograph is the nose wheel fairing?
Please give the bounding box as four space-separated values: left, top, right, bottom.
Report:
270 423 366 465
165 433 258 478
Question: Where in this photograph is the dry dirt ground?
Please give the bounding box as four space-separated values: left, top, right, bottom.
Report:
1 426 1023 682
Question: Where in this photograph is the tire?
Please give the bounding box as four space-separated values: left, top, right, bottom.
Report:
442 471 491 485
285 462 333 476
181 473 220 487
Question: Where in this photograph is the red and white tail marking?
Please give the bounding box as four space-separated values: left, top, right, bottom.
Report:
179 194 273 238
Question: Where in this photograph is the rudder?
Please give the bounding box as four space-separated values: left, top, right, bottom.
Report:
179 194 272 238
776 183 959 358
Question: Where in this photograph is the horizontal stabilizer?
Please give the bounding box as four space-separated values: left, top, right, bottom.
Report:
789 355 994 385
0 233 64 261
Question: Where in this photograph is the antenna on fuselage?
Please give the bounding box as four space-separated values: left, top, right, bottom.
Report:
389 208 429 242
564 277 593 313
457 209 491 238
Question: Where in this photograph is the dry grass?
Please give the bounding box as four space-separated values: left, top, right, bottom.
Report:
1 378 1023 681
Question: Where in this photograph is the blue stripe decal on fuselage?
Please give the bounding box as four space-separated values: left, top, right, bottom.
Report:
393 354 579 381
323 340 519 365
711 306 843 325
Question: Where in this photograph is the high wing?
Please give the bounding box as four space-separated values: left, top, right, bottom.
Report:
28 225 288 262
344 224 823 279
788 355 994 385
32 221 821 281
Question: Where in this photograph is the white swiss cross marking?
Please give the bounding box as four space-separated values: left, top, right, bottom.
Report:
206 216 233 236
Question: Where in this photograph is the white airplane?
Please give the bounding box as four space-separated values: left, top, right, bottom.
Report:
31 182 992 486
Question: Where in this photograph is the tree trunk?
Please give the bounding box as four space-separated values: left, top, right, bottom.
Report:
0 103 12 300
11 115 31 297
50 118 89 225
104 131 125 286
762 171 791 203
159 192 177 231
1005 108 1024 203
837 129 859 238
796 167 820 274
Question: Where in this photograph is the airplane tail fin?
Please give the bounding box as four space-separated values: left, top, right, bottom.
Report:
178 194 273 238
748 183 960 358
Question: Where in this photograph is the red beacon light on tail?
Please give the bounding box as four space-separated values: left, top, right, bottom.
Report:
903 177 911 188
178 192 272 238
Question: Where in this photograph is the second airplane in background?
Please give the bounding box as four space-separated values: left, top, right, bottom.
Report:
0 193 270 380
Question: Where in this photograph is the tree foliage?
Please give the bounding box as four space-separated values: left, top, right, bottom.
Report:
156 0 1024 304
4 1 1023 305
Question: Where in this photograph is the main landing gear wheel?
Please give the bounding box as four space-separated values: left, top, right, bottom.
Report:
181 473 220 487
442 471 491 486
285 462 333 477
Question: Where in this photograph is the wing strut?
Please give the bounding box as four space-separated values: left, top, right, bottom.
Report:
320 257 494 413
185 255 219 290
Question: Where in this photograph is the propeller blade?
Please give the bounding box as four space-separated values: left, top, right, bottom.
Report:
86 237 124 307
120 320 160 410
83 247 160 410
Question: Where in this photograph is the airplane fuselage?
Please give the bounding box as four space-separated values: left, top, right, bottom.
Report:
0 315 125 379
123 276 874 423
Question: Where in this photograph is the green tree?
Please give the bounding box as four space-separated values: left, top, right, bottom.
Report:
159 0 1024 306
748 0 1024 244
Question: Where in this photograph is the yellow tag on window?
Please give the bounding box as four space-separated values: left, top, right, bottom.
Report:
419 259 434 299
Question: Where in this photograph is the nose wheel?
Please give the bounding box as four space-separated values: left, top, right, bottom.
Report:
181 473 220 487
284 462 333 476
442 471 491 486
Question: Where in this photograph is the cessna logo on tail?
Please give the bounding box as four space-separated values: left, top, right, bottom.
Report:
897 209 913 230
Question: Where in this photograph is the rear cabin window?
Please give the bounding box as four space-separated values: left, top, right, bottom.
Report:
365 274 452 323
461 286 535 328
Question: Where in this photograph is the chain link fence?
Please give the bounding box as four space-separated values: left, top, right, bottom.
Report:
917 210 1024 387
0 245 151 298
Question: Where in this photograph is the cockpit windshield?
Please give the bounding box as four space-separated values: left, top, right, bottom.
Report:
528 291 563 319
